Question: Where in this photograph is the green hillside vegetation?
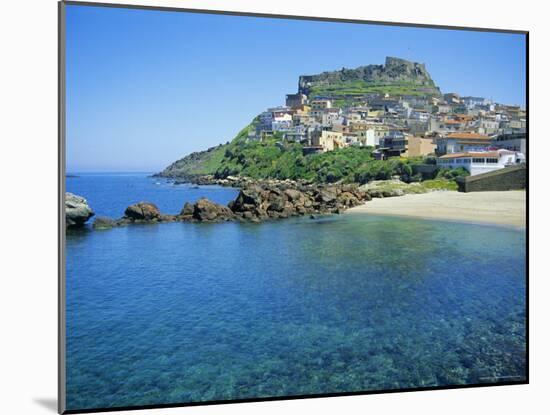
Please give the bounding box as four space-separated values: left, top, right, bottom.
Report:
160 121 466 189
309 80 437 99
216 136 376 183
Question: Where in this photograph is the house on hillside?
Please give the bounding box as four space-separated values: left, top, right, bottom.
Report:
443 93 461 105
286 93 307 109
410 109 431 122
374 131 408 160
463 96 490 109
477 118 500 135
404 136 437 157
311 130 345 152
283 124 310 143
310 99 333 110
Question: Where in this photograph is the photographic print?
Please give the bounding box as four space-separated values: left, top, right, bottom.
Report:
61 2 527 413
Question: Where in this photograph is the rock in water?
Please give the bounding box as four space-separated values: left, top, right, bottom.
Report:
65 192 94 227
124 202 161 221
233 186 265 210
92 216 116 230
180 202 194 217
192 198 235 222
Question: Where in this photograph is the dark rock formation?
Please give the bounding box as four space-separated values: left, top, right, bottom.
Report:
192 198 235 222
180 202 194 216
65 192 94 227
228 182 368 222
97 179 373 230
124 202 161 221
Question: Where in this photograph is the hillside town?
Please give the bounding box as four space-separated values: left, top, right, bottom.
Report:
250 89 526 176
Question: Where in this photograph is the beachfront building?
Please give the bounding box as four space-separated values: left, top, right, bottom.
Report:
492 132 527 154
437 149 525 176
435 132 492 156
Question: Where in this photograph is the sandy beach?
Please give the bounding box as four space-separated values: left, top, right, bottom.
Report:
347 190 526 228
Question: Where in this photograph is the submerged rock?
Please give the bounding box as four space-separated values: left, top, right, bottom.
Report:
65 192 94 227
92 216 116 230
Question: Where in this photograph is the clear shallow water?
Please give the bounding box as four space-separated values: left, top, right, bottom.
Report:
66 173 238 218
65 174 526 411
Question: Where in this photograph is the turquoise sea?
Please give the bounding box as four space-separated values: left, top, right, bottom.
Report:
65 173 527 411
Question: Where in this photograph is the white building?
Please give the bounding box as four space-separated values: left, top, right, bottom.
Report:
356 129 377 146
463 96 491 109
410 110 431 122
283 125 309 142
437 149 525 176
435 132 492 155
271 118 293 132
321 111 340 126
477 119 500 135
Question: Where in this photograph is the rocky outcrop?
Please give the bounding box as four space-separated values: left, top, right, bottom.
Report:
359 179 429 198
65 192 94 227
124 202 161 221
191 198 235 222
298 56 441 97
83 180 376 231
228 182 369 221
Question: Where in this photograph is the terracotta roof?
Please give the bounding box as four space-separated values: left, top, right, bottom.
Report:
455 140 492 145
439 150 514 159
446 132 491 140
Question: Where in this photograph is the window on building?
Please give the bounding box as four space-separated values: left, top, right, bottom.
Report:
473 158 485 163
486 158 498 163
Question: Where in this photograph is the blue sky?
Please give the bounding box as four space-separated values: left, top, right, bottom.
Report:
66 4 526 172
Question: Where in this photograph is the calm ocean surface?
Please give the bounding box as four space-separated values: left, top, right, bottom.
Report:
65 173 527 410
